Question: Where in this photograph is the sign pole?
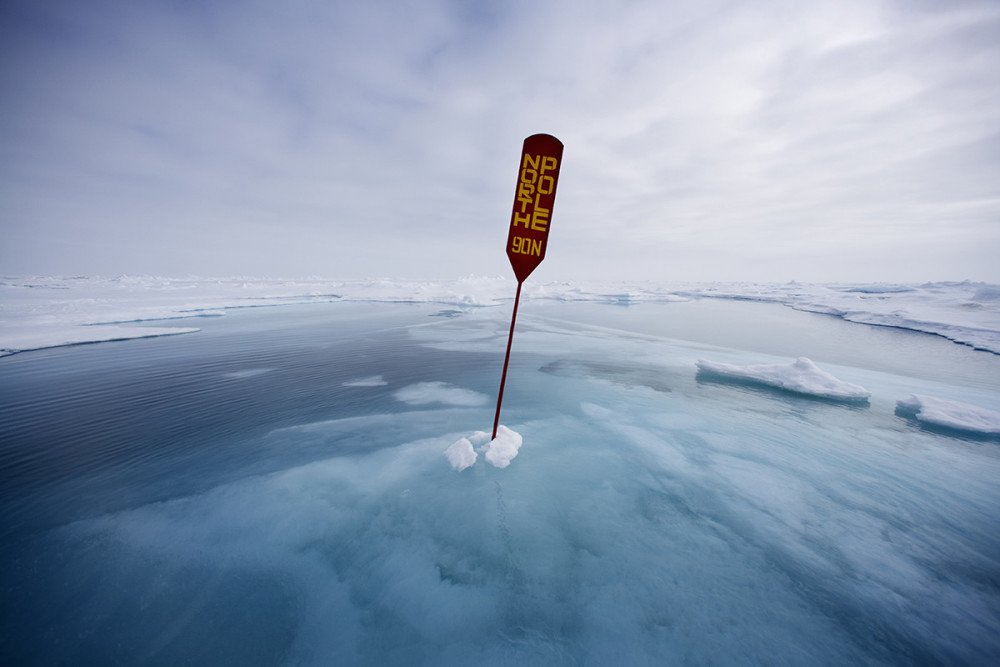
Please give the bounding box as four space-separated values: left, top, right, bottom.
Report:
491 133 563 440
492 280 522 439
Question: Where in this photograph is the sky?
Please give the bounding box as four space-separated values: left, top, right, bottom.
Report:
1 0 998 283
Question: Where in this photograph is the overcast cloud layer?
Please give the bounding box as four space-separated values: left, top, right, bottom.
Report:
2 0 998 282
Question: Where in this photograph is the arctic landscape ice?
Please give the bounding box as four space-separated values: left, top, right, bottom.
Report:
2 276 999 665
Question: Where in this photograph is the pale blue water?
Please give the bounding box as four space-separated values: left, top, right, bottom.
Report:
1 299 998 665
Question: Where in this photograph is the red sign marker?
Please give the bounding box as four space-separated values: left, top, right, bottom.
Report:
493 134 564 439
505 134 564 283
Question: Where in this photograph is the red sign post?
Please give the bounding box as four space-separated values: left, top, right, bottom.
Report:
492 134 564 439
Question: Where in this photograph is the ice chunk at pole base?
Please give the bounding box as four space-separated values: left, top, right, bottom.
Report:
445 426 522 470
896 394 1000 435
445 437 477 471
696 357 871 400
481 425 522 468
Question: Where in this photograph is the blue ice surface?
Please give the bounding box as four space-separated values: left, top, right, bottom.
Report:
1 299 999 666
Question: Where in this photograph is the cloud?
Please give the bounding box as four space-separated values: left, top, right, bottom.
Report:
1 0 998 281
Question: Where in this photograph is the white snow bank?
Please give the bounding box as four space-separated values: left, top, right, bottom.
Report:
394 382 487 407
445 426 523 470
896 394 1000 435
696 357 871 401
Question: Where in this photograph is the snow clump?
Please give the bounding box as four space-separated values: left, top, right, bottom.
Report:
445 426 523 471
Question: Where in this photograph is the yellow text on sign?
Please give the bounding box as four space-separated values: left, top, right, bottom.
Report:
513 153 558 232
511 235 542 257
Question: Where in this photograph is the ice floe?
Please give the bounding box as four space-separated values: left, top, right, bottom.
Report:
895 394 1000 436
696 357 871 401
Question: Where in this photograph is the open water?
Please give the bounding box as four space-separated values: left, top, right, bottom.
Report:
1 299 998 665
